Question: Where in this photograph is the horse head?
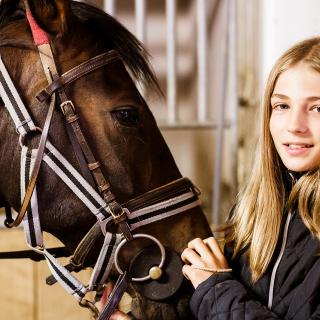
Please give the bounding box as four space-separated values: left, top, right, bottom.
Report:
0 1 212 319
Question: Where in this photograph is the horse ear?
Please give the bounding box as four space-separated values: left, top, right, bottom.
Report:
27 0 73 36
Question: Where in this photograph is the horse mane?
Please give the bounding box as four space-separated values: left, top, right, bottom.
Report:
0 0 22 25
0 0 161 95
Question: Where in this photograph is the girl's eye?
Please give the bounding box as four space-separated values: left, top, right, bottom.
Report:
312 105 320 113
272 103 289 110
111 107 140 126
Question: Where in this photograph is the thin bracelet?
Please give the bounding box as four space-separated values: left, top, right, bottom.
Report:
190 265 232 273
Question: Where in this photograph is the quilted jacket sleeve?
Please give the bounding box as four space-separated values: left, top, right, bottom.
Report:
189 273 281 320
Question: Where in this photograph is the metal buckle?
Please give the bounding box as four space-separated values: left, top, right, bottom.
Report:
107 204 129 225
106 204 133 241
60 100 75 115
79 298 99 318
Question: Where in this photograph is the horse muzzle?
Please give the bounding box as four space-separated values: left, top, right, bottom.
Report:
128 244 184 301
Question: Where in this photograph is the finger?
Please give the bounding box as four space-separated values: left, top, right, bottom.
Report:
187 238 212 258
100 282 114 305
203 237 229 269
203 237 225 259
182 264 215 289
181 247 202 265
183 264 215 276
109 310 131 320
182 264 191 280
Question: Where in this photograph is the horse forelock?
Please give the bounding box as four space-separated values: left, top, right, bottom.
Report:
0 0 162 97
70 1 162 96
0 1 34 51
0 0 23 25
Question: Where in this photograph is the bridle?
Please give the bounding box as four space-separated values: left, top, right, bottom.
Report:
0 5 202 319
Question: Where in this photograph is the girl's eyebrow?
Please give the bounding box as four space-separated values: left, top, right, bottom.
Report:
271 94 320 101
305 96 320 101
271 93 289 100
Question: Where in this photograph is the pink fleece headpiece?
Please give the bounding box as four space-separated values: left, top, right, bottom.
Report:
26 9 49 46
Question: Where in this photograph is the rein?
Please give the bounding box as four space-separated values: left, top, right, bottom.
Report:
0 5 202 319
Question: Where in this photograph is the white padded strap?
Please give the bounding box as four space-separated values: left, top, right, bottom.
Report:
30 246 88 301
43 141 113 225
128 191 200 230
88 232 122 290
0 56 36 135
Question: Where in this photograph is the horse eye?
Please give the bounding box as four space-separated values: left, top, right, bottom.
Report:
112 108 140 126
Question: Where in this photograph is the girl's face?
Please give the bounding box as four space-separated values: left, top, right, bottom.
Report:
270 62 320 172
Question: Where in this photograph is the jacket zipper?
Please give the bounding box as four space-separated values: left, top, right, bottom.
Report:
267 211 292 309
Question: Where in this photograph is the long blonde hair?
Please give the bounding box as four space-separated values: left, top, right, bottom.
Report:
229 37 320 282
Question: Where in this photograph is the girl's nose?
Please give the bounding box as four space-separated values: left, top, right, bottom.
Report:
287 109 308 134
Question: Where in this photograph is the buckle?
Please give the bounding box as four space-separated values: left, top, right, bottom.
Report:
60 100 75 115
79 298 99 318
107 203 133 241
107 203 129 224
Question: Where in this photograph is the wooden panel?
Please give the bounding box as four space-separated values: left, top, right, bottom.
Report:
0 229 34 320
0 229 93 320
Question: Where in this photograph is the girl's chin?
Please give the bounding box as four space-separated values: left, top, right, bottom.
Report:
283 162 317 172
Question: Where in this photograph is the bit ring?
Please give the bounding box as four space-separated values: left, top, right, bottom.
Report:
114 233 166 282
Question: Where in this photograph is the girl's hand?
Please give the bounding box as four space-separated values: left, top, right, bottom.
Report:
181 237 230 289
97 282 132 320
108 310 131 320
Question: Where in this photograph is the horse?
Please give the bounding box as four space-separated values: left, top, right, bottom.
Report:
0 0 212 319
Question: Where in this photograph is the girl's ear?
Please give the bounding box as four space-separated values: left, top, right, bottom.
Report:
26 0 73 36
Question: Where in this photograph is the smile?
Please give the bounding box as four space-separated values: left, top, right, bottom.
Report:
283 143 313 156
284 144 313 149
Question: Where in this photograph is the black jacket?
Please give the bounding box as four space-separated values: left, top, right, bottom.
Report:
190 210 320 319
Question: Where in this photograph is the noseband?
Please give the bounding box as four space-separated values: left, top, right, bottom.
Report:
0 5 202 319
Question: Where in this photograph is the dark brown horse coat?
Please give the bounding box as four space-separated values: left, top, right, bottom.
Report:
0 1 212 319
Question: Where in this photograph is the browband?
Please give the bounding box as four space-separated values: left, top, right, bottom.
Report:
36 50 121 103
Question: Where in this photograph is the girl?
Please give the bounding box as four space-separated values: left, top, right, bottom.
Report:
181 37 320 319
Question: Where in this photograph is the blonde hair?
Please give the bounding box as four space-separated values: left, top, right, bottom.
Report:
228 37 320 282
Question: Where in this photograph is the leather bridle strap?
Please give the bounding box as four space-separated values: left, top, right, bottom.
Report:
10 94 56 228
47 177 200 286
124 177 198 210
0 194 13 227
26 4 131 239
97 272 131 320
38 51 120 192
0 247 69 261
4 205 14 227
0 54 56 228
71 178 199 270
54 76 133 240
36 51 120 103
20 146 43 247
6 7 124 233
5 2 58 228
35 50 122 195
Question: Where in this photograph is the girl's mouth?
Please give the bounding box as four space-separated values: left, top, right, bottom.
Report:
284 143 313 149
